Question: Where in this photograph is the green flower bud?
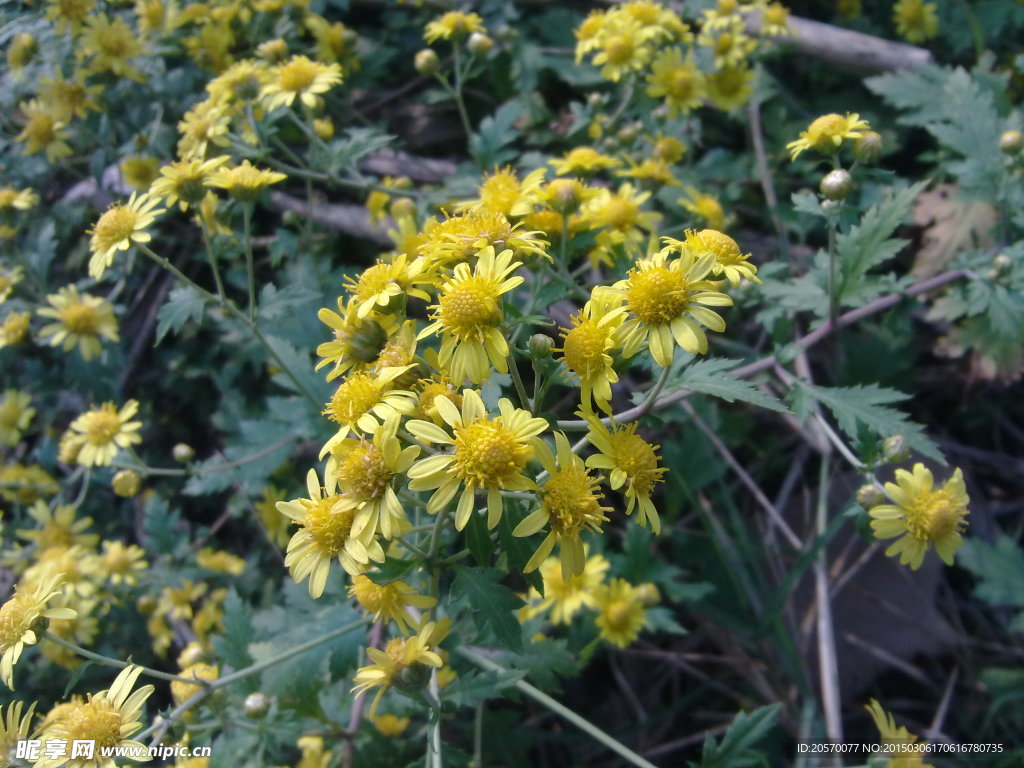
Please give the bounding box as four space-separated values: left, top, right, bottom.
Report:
173 443 195 463
856 484 886 510
414 49 440 77
998 130 1023 155
882 434 910 464
244 692 271 719
853 131 883 163
466 32 493 57
820 169 853 201
112 469 141 498
529 333 555 359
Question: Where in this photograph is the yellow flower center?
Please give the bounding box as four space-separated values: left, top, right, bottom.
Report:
0 593 34 649
604 35 634 64
93 205 137 250
717 0 738 12
59 301 100 334
715 34 735 55
302 493 356 557
277 58 318 92
542 466 602 535
562 319 608 379
453 419 530 488
103 548 135 574
25 115 57 146
55 698 124 749
627 2 660 24
324 373 384 425
417 380 461 418
337 442 392 501
625 264 689 325
806 114 850 151
603 600 633 631
383 637 408 672
608 428 662 495
80 405 123 446
480 173 521 215
668 69 697 99
437 277 502 341
349 263 399 303
98 28 132 57
764 6 788 25
0 190 16 209
903 487 967 542
351 574 403 614
0 401 21 429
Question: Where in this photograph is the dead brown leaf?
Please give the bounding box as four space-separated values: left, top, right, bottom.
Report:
911 184 997 278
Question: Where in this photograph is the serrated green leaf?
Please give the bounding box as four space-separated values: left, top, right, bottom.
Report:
213 589 255 671
698 704 780 768
452 566 524 652
156 284 206 344
957 537 1024 608
469 101 521 168
790 190 825 218
668 358 788 413
497 505 543 594
792 382 943 462
465 505 494 567
446 669 525 708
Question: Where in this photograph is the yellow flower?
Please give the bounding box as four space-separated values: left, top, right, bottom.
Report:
678 187 726 230
513 432 610 579
0 390 34 446
869 464 969 570
649 133 686 164
406 388 548 530
79 13 145 80
344 253 432 319
549 147 620 177
67 399 143 467
36 665 154 766
705 65 755 110
459 166 547 218
615 159 679 187
99 541 148 586
893 0 939 44
591 19 653 82
701 0 740 30
646 47 706 118
37 284 120 359
325 413 420 540
295 735 331 768
135 0 173 36
87 192 165 279
16 99 73 162
418 210 550 268
7 32 37 72
865 699 935 768
787 112 871 160
157 581 207 622
208 160 287 200
557 286 627 414
584 415 666 533
583 183 661 260
260 55 342 111
0 312 30 348
697 14 757 70
666 228 759 286
0 700 36 765
45 0 95 34
306 15 359 67
348 574 436 634
760 2 792 37
255 485 293 548
150 155 230 210
314 298 398 381
351 619 450 714
321 367 417 451
615 249 733 366
520 551 609 624
171 662 218 705
277 468 385 598
0 574 75 688
206 59 272 105
371 713 410 737
40 71 103 122
177 99 231 160
0 463 57 506
0 187 39 213
120 156 161 190
0 267 23 304
424 11 485 43
17 500 98 551
42 606 99 669
593 578 646 647
196 548 246 575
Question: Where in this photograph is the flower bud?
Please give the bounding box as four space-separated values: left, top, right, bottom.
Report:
350 319 389 363
313 118 334 141
856 484 886 510
547 178 582 215
819 199 840 215
586 92 605 109
882 434 910 464
414 49 440 77
173 443 195 463
466 32 493 57
636 583 660 607
853 131 883 163
390 196 416 220
112 469 141 498
616 123 640 144
244 692 271 719
998 129 1023 155
820 169 853 201
256 38 288 62
992 253 1012 272
7 33 37 69
528 333 554 359
137 594 158 615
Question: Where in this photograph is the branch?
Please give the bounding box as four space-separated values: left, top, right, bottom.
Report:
269 191 392 245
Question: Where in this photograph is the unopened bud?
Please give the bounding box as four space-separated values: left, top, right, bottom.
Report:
244 692 271 718
173 443 195 463
313 118 334 141
820 199 840 215
137 594 158 615
992 253 1012 272
820 169 853 200
616 123 639 144
547 179 581 215
467 32 493 57
256 38 288 62
636 583 660 607
112 469 141 498
999 130 1023 155
390 196 416 220
853 131 883 163
414 48 440 77
350 320 389 362
882 434 910 464
528 334 554 359
856 484 886 510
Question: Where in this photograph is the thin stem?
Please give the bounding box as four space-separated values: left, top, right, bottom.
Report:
138 244 219 305
827 216 838 325
637 365 671 419
747 97 791 263
242 203 256 322
200 221 225 303
449 47 473 140
507 354 531 409
426 506 451 560
458 647 660 768
814 454 844 754
44 633 210 685
473 701 485 768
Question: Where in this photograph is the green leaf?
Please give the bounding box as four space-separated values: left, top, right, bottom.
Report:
465 505 494 567
836 181 927 301
155 284 206 345
698 704 780 768
790 190 825 219
957 537 1024 608
668 358 788 413
446 669 525 708
469 101 521 168
792 381 943 462
452 566 525 652
497 505 543 594
213 589 255 670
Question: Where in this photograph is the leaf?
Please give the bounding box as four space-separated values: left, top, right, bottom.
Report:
258 282 319 321
669 358 788 413
155 284 206 344
213 589 255 670
497 505 543 594
957 537 1024 608
911 184 997 278
469 101 521 168
446 669 525 708
793 382 943 462
697 704 780 768
836 181 927 301
452 566 525 652
790 190 826 219
464 506 494 567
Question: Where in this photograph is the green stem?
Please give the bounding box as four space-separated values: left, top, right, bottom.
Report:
44 633 210 685
827 216 838 325
449 46 473 140
200 221 225 303
242 202 256 322
426 506 451 560
507 353 531 409
457 647 660 768
637 365 671 419
138 245 219 305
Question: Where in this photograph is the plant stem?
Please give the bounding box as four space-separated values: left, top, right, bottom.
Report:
449 47 473 140
139 244 219 304
44 633 211 685
457 647 661 768
242 202 256 322
507 353 531 409
814 453 844 756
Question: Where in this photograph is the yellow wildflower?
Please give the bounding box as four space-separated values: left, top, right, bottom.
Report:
0 390 34 446
0 575 75 688
66 400 143 467
260 55 342 111
787 112 871 160
585 415 666 533
352 619 450 714
208 160 287 200
549 147 620 177
520 551 609 624
37 285 120 360
865 699 936 768
87 193 165 279
557 286 627 414
893 0 939 44
16 99 73 162
79 14 145 79
705 65 755 110
646 47 705 116
150 155 230 210
666 228 759 286
348 574 436 634
593 578 646 647
424 11 484 43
